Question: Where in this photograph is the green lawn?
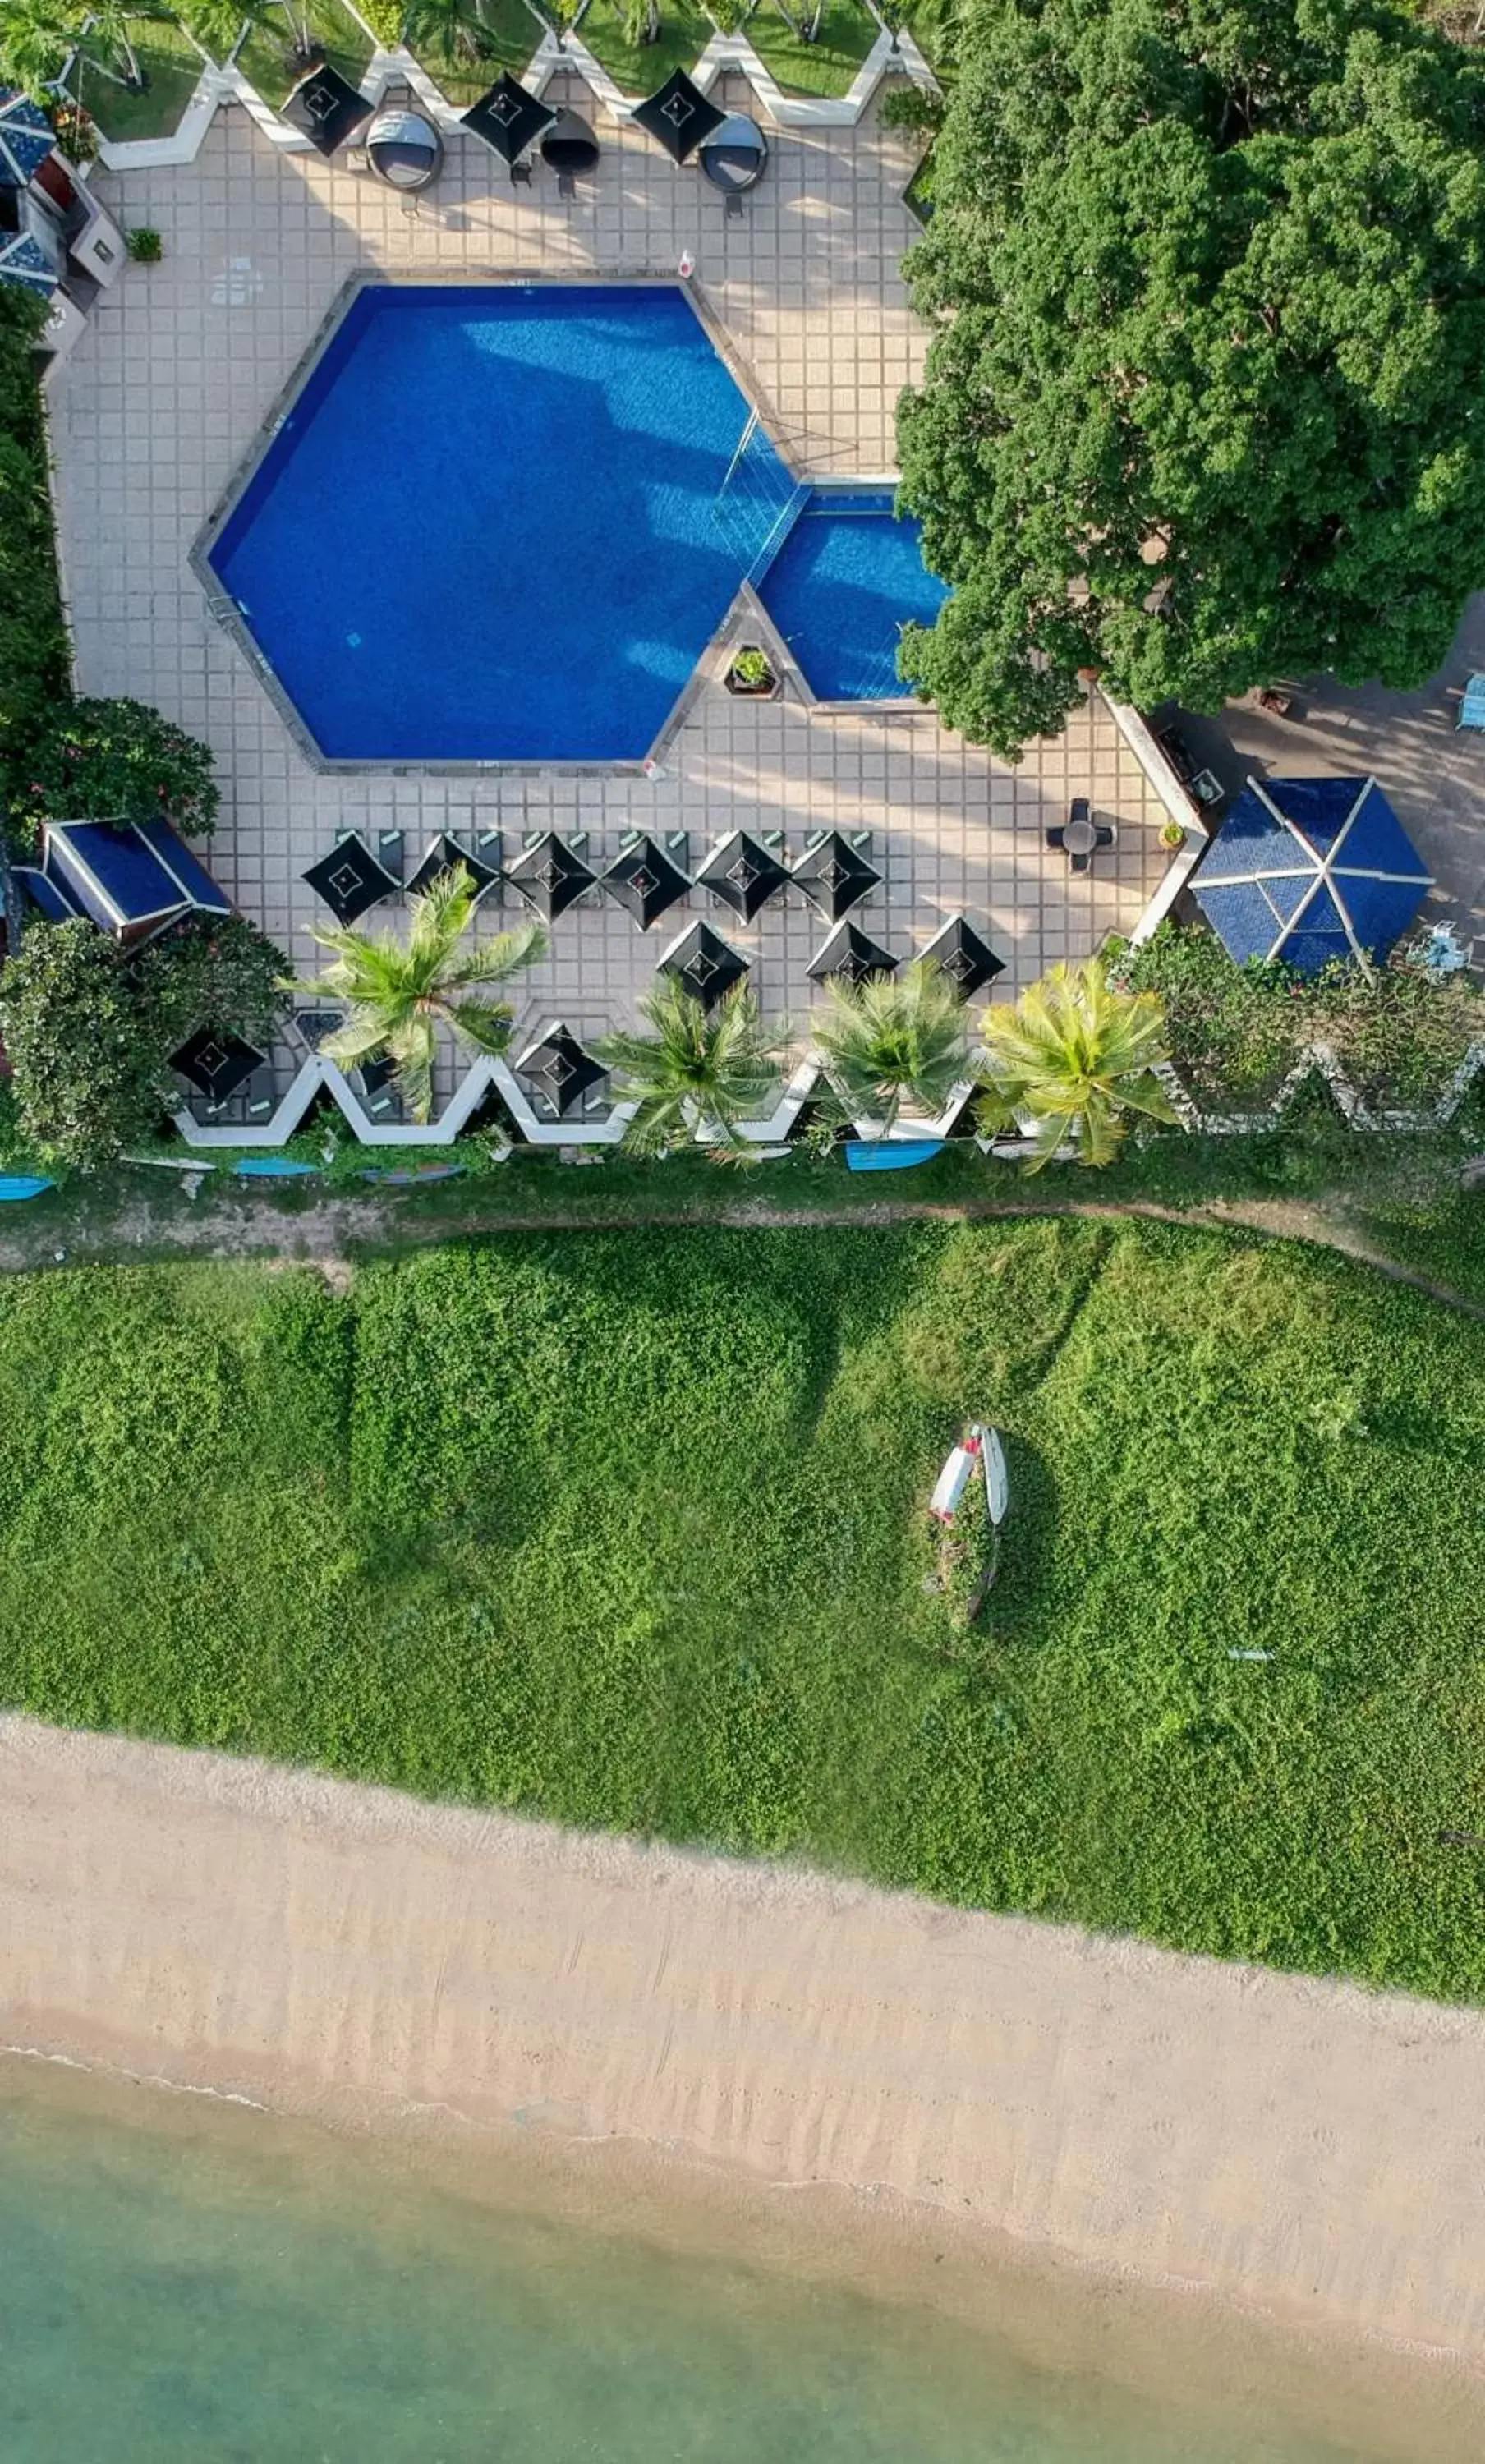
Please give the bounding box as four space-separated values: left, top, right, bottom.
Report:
577 0 715 92
234 0 372 109
6 1219 1485 2001
1349 1191 1485 1308
71 21 206 143
407 0 545 101
744 0 878 96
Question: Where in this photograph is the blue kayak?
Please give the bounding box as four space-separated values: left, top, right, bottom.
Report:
0 1175 55 1202
844 1140 945 1173
232 1157 319 1179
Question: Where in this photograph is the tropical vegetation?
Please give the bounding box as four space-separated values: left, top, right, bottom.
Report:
896 0 1485 756
0 914 287 1168
1117 926 1485 1112
0 291 68 818
0 0 149 92
598 977 789 1155
11 696 220 844
6 1221 1485 2002
811 955 968 1129
284 863 545 1122
977 957 1178 1168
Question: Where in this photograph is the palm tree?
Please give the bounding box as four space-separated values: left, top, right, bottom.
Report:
811 957 970 1131
169 0 274 64
0 0 146 93
597 977 789 1156
281 864 545 1123
619 0 659 44
975 958 1179 1170
402 0 483 63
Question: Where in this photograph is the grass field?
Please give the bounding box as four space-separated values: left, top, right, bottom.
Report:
6 1221 1485 1995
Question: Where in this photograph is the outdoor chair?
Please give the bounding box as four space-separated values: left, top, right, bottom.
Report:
510 159 532 186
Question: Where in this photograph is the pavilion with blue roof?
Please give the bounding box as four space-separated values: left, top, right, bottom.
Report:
0 90 57 298
1191 776 1432 977
16 817 233 946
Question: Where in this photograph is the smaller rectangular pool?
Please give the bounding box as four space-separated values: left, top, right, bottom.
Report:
756 490 949 702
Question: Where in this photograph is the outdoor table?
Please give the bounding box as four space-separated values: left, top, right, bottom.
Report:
700 114 768 195
1063 812 1097 859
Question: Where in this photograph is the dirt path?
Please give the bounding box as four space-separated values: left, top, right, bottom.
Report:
0 1177 1480 1317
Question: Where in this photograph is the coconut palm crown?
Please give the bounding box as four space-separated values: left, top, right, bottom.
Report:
811 957 970 1131
281 863 545 1124
976 957 1178 1170
0 0 144 92
597 977 789 1156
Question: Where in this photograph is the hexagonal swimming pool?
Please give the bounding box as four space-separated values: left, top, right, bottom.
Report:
204 281 950 765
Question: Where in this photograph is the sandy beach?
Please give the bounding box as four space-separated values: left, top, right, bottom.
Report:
2 1713 1484 2439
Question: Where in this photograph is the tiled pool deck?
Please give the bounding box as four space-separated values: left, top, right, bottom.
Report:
51 79 1173 1111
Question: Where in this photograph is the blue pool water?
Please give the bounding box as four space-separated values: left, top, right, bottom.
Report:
209 287 949 762
209 283 798 765
758 490 950 701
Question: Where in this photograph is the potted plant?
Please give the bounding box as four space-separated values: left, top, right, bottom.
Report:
1159 818 1187 851
726 644 778 699
127 228 163 264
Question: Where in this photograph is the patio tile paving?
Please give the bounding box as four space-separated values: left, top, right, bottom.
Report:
51 82 1172 1113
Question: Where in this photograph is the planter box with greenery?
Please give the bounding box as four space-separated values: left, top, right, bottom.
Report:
575 0 715 91
398 0 548 105
65 14 209 145
234 0 374 109
725 645 779 699
743 0 878 99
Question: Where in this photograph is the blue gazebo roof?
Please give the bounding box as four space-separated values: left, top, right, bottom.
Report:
1191 776 1432 975
39 817 233 940
0 90 56 190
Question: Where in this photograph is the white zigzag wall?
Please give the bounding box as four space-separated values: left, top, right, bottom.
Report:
90 10 939 174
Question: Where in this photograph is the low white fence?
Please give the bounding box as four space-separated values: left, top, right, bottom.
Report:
90 5 938 172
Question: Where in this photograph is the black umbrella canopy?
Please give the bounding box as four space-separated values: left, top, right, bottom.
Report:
601 834 690 929
462 72 556 167
283 62 374 158
407 832 501 903
807 922 899 986
505 831 597 921
791 829 880 922
632 69 727 165
517 1023 608 1119
695 830 788 924
921 914 1005 1000
660 919 749 1009
171 1028 266 1103
541 108 600 175
302 831 399 925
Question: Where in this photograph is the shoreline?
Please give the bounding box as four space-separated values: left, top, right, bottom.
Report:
2 1715 1484 2453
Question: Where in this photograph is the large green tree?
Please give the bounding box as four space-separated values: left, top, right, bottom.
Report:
0 914 287 1169
896 0 1485 756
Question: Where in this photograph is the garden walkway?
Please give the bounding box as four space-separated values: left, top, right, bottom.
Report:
3 1176 1482 1318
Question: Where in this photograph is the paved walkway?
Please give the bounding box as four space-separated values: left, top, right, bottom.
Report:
53 86 1170 1123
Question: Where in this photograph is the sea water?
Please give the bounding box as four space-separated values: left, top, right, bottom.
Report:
0 2062 1442 2464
